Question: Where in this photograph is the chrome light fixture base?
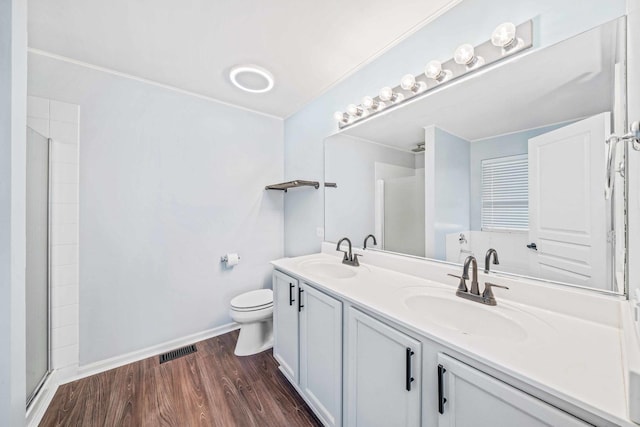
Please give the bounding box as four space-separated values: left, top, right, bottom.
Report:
335 20 533 130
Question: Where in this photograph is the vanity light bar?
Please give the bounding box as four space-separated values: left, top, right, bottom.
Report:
334 20 533 129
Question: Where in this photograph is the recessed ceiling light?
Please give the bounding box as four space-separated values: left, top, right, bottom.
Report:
229 65 274 93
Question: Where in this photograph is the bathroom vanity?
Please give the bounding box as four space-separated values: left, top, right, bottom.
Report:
271 248 638 427
271 15 640 427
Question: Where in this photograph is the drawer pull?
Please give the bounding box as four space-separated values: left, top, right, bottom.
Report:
289 283 295 306
438 364 447 414
405 347 415 391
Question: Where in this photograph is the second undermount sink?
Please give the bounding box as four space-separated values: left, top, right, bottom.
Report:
298 260 361 279
402 290 529 342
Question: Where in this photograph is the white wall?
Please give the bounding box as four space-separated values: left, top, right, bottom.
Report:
283 0 627 258
324 134 415 245
28 53 285 366
0 0 27 424
425 126 470 260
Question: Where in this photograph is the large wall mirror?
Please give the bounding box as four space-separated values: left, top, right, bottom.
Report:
324 17 628 295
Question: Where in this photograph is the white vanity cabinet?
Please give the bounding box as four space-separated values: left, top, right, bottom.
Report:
272 271 343 427
299 283 343 427
273 270 299 383
347 308 422 427
436 353 589 427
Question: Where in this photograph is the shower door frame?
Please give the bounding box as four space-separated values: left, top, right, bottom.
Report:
26 130 53 408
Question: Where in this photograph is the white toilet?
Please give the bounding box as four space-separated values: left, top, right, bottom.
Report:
230 289 274 356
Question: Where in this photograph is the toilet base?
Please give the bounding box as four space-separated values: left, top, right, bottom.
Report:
234 318 273 356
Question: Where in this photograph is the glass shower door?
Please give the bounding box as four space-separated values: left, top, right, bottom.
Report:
26 127 51 406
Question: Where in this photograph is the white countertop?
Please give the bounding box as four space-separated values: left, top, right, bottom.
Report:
272 252 633 427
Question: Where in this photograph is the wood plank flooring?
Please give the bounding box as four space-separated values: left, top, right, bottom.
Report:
40 330 322 427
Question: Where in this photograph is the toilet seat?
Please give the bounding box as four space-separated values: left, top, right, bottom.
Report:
231 289 273 312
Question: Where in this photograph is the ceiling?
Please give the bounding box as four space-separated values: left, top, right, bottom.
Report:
27 0 460 118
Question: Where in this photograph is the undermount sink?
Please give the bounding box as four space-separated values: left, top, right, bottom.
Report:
402 291 529 342
298 260 360 279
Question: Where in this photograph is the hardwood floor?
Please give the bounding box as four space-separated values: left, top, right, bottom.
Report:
40 330 322 427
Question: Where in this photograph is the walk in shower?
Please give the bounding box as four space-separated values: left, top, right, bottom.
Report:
26 127 51 407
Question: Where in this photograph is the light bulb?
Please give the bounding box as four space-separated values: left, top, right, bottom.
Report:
492 22 523 53
424 61 442 79
424 60 452 83
333 111 348 123
400 74 426 93
362 96 382 111
454 44 476 65
379 87 393 101
347 104 363 117
379 87 404 103
491 22 517 48
454 43 485 69
400 74 415 90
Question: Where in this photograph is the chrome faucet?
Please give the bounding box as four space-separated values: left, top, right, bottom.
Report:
484 248 499 274
462 255 480 295
447 255 509 306
363 234 377 249
481 283 510 306
336 237 360 266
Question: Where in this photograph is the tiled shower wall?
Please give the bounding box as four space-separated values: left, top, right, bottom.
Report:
27 95 79 379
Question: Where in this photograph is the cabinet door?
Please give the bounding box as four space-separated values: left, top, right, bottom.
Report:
299 283 343 427
347 308 422 427
273 271 299 383
437 354 589 427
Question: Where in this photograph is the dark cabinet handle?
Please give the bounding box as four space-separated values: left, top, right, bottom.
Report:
526 242 537 250
438 364 447 414
298 288 304 312
405 348 415 391
289 283 295 306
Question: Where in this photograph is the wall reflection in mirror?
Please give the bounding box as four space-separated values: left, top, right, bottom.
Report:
324 17 627 294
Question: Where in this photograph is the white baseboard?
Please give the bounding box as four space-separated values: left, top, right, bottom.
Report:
26 370 59 427
64 322 239 384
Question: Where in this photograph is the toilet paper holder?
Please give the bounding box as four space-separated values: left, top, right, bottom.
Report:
220 254 241 263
